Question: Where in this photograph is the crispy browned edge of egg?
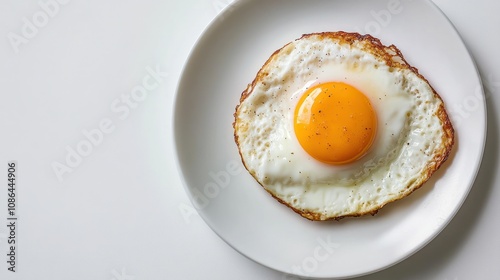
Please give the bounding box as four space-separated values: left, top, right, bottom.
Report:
233 31 455 221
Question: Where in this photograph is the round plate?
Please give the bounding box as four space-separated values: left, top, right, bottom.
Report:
173 0 486 278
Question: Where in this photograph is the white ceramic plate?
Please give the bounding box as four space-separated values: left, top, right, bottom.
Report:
174 0 486 278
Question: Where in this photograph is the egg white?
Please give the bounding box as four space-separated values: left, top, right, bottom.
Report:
234 33 450 220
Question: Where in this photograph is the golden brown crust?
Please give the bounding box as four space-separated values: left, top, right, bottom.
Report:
233 31 455 221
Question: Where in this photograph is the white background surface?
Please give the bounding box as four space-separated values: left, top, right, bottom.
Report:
0 0 498 280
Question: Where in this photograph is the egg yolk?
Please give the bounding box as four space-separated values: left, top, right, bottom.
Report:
294 82 377 165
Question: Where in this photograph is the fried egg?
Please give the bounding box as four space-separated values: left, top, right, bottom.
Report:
233 32 454 221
